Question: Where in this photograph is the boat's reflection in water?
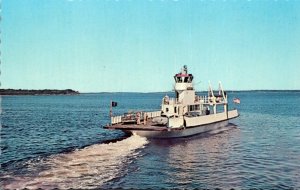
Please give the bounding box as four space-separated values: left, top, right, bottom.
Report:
151 123 238 146
148 123 242 188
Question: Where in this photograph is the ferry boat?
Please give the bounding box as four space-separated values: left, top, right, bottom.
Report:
104 65 239 138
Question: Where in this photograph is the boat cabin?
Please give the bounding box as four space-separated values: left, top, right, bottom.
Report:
161 65 228 119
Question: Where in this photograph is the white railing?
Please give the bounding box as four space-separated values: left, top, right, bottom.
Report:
162 98 179 105
111 115 122 124
198 96 209 104
197 96 226 104
145 110 161 118
110 110 161 125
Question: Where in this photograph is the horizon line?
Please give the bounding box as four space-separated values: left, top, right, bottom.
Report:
1 88 300 94
82 89 300 93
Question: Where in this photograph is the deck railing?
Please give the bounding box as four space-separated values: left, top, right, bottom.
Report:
146 111 161 118
197 96 226 104
162 98 179 105
111 110 161 125
111 115 122 124
198 96 209 104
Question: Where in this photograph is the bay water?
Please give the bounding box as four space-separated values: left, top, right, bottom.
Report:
1 91 300 189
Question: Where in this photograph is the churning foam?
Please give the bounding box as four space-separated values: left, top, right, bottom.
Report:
3 135 148 189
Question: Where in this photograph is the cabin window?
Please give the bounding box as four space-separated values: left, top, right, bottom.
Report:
174 107 177 113
188 105 200 112
166 108 169 112
184 77 188 82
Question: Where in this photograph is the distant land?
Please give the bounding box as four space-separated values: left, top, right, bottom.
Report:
92 90 300 94
1 89 299 95
0 89 80 95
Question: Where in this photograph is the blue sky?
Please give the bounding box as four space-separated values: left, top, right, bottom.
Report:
2 0 300 92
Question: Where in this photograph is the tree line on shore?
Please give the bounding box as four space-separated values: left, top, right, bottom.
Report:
0 89 79 95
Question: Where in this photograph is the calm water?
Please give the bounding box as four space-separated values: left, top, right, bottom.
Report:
1 91 300 189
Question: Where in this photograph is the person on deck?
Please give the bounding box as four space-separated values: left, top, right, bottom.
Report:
144 113 148 125
136 112 141 125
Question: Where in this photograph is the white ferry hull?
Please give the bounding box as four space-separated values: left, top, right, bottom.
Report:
107 110 239 139
123 120 229 138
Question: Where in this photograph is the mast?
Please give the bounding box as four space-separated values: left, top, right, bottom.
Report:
219 81 228 119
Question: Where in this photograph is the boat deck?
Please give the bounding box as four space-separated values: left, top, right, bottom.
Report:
105 120 168 131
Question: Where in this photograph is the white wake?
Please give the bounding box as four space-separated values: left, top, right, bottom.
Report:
4 135 148 189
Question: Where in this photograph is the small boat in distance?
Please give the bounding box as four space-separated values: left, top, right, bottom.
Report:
104 65 239 138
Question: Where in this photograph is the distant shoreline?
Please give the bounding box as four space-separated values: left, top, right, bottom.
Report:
0 89 80 95
1 89 299 95
82 90 300 94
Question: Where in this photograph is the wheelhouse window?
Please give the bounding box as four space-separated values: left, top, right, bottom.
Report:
174 77 183 83
174 75 193 83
